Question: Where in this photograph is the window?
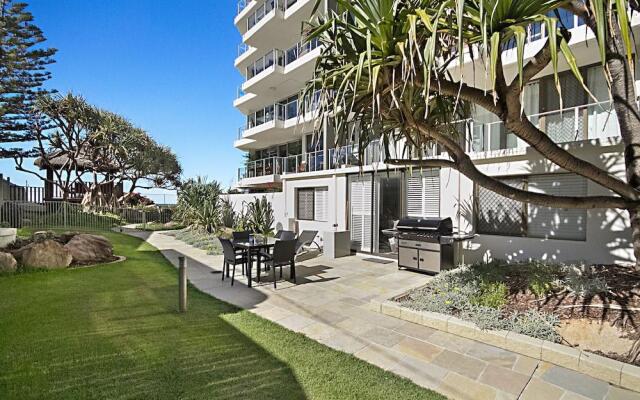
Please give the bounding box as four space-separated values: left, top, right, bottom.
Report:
476 174 587 241
296 187 328 221
406 170 440 218
297 188 314 220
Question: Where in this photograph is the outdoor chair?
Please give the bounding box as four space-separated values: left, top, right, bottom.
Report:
296 230 320 254
232 231 251 242
278 230 296 240
219 238 247 286
261 239 297 289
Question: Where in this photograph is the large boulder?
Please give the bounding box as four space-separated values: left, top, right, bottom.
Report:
0 252 17 272
64 234 113 265
16 240 72 270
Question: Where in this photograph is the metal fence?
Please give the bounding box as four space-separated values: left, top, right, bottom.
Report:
0 200 175 231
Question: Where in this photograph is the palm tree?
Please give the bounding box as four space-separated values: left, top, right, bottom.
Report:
305 0 640 264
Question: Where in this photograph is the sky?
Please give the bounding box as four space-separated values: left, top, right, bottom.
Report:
0 0 245 199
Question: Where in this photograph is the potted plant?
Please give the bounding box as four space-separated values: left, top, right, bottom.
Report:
0 222 17 248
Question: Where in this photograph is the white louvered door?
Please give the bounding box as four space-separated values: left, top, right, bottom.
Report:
314 187 328 222
349 175 373 252
406 170 440 218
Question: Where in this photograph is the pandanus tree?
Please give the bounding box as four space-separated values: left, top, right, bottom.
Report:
305 0 640 265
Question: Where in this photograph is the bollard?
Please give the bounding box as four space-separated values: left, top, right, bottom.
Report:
178 257 187 313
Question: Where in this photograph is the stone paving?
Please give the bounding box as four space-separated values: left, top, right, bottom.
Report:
127 229 640 400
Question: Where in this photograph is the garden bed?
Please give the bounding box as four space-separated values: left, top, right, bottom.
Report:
396 261 640 366
164 228 223 255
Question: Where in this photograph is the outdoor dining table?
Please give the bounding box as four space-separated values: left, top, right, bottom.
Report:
233 237 277 288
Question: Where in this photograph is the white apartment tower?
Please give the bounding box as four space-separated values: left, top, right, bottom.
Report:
233 1 638 265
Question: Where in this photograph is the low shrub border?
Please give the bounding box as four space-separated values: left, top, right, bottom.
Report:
370 295 640 392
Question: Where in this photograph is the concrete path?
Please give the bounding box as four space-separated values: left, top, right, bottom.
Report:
127 229 640 400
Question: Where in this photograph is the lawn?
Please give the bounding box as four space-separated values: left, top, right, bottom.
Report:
0 230 444 400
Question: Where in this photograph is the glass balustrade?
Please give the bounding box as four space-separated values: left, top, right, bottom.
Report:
246 0 298 31
468 101 620 153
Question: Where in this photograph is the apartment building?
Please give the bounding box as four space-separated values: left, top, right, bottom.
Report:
233 1 637 265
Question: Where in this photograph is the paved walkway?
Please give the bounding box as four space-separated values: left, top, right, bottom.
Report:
128 229 640 400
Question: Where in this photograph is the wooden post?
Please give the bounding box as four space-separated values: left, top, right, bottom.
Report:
179 257 187 313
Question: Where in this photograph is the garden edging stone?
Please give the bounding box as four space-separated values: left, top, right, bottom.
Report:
374 297 640 392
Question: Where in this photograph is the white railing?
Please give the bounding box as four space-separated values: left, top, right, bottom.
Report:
241 91 320 132
238 0 248 14
467 101 620 153
238 156 286 180
246 49 284 80
245 0 301 31
237 43 249 57
237 142 389 182
284 37 321 65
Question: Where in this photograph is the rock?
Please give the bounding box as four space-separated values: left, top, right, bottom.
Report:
64 234 113 264
57 231 80 244
17 240 72 270
32 231 56 242
0 252 17 272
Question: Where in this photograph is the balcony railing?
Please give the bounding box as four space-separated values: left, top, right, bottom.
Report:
244 38 320 81
468 101 620 153
238 43 249 57
237 143 387 183
246 49 285 80
246 0 301 31
238 0 248 14
238 156 285 181
284 37 320 65
241 91 320 133
328 143 383 169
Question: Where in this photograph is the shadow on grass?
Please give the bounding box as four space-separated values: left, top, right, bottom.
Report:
0 231 309 400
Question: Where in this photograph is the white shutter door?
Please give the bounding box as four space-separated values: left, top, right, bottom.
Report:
406 170 440 217
350 176 372 252
527 174 587 240
314 187 328 222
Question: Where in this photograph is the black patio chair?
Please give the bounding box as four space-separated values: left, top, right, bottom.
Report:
232 231 251 242
261 239 297 289
296 230 320 254
219 238 248 286
278 230 296 240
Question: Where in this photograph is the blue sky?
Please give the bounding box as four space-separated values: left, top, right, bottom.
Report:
0 0 244 193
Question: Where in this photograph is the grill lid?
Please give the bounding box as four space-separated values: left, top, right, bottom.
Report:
396 217 453 235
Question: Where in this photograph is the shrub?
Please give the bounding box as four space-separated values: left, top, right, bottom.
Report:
400 263 562 342
472 281 508 309
508 310 561 343
562 264 608 297
221 198 236 229
174 177 222 233
244 196 274 235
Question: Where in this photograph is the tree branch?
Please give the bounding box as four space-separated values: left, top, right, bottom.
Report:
400 109 640 209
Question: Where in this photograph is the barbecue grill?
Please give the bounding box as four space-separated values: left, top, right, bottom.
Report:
383 217 463 273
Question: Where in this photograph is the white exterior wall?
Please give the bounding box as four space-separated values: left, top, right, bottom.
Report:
439 138 634 265
225 192 287 231
281 173 348 247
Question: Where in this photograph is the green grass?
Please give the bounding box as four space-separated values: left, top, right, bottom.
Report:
0 230 444 400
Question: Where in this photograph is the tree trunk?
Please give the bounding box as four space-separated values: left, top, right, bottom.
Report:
606 21 640 267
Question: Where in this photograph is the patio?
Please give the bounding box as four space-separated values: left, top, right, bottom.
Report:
130 229 640 400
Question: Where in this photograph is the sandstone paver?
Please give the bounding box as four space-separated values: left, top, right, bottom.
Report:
129 229 640 400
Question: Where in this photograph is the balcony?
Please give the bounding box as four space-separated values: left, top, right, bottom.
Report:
241 38 321 98
234 43 257 69
238 0 316 49
236 143 387 187
467 101 621 157
235 93 320 150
